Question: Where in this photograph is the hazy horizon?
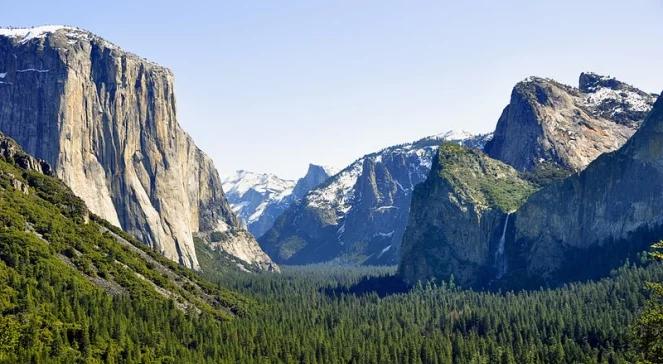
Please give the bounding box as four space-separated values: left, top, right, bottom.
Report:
4 0 663 179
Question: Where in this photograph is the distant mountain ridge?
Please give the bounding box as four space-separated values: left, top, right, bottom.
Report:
223 164 335 238
260 131 492 266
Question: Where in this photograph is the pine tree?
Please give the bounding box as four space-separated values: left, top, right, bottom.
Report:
633 241 663 363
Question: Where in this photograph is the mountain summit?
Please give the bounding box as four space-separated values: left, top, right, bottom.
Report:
485 73 655 174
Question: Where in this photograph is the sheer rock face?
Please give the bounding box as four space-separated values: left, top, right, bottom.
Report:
485 73 655 173
0 26 276 271
506 93 663 287
0 131 58 195
398 144 536 287
400 94 663 289
260 132 492 266
290 164 335 201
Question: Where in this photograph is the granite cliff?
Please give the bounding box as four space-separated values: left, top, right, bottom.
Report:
0 26 276 271
485 73 655 175
399 143 536 287
400 74 661 288
506 92 663 287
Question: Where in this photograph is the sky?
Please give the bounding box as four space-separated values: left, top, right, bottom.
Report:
2 1 663 179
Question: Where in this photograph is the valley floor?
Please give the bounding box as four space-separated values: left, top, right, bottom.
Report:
202 261 662 364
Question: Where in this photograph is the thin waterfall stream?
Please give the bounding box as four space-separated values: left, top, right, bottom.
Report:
494 212 511 279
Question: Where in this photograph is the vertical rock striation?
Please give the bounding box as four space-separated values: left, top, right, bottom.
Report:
506 92 663 287
0 26 276 271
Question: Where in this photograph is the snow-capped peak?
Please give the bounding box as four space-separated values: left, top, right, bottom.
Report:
0 25 72 37
224 166 337 237
319 164 338 177
223 170 294 200
0 25 164 67
578 72 655 122
432 130 477 141
222 170 296 233
583 86 653 113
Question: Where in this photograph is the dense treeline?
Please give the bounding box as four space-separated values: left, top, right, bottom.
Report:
203 262 662 364
0 158 250 363
633 242 663 363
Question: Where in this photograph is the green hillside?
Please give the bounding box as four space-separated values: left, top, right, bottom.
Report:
0 134 251 363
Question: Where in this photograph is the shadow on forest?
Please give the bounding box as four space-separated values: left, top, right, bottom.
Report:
320 275 411 298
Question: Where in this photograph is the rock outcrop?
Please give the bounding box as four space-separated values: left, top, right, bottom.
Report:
0 132 52 176
0 131 61 196
505 92 663 287
260 131 492 266
398 143 536 287
290 164 336 201
485 73 655 174
0 26 276 271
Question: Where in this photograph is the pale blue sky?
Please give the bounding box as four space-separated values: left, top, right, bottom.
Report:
3 1 663 179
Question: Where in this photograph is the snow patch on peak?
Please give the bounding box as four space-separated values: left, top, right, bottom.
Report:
0 25 165 69
307 159 363 214
520 75 546 84
583 87 653 113
319 164 338 177
222 170 296 232
582 72 613 82
433 130 476 141
0 25 86 44
0 25 71 37
223 170 295 202
305 131 489 219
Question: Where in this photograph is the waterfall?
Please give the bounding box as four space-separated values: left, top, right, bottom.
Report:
494 212 511 279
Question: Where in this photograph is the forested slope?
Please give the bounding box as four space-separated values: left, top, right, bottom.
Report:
0 133 251 362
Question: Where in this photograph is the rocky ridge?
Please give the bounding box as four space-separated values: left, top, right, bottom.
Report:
260 131 492 265
505 92 663 287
